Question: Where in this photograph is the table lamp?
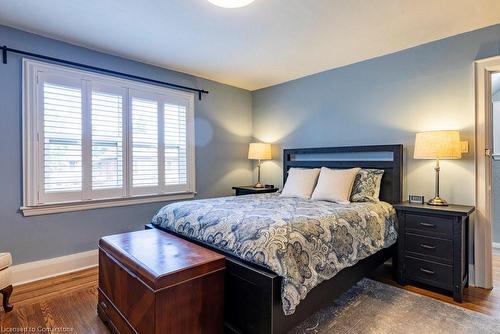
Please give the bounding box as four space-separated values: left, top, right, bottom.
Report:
248 143 272 188
414 130 462 206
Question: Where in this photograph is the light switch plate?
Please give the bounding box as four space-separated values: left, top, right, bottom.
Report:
461 141 469 154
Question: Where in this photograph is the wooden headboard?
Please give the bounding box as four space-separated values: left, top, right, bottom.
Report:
283 144 403 204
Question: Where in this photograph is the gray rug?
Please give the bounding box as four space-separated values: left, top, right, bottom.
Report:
291 279 500 334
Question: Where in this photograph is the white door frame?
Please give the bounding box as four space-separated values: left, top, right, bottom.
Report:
474 55 500 289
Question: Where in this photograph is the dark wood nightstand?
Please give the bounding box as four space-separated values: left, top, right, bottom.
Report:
232 186 279 196
394 202 474 302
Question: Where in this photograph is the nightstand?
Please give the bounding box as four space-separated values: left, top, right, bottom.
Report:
394 202 474 302
232 186 279 196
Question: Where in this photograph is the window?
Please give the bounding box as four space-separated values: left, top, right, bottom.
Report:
23 60 195 215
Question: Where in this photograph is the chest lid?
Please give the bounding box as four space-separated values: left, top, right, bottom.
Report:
99 229 225 291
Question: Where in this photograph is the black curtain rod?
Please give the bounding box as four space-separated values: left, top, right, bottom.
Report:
1 44 209 100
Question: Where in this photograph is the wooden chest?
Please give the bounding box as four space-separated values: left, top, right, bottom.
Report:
98 229 225 334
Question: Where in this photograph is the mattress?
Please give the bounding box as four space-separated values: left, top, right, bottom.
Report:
152 193 397 315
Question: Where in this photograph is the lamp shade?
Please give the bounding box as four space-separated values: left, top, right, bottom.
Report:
248 143 272 160
414 130 461 160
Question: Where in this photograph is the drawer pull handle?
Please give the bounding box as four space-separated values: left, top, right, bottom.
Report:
420 267 435 275
419 243 436 250
100 301 108 310
419 222 435 228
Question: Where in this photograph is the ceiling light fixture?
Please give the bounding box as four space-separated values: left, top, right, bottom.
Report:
207 0 255 8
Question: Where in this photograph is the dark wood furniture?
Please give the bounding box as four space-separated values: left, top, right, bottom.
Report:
151 144 403 334
1 285 13 313
0 252 13 313
98 229 225 334
232 185 279 196
394 201 474 302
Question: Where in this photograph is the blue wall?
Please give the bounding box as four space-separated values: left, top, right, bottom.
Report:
252 24 500 210
0 25 253 265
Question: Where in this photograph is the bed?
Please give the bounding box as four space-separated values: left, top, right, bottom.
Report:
148 144 403 334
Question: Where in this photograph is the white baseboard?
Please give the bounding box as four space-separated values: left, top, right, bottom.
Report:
11 249 98 286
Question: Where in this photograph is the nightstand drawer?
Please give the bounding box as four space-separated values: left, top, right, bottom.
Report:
405 233 452 264
405 256 453 290
233 186 279 196
235 188 256 196
405 213 453 239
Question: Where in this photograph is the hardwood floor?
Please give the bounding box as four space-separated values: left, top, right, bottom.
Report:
1 257 499 333
0 267 109 333
369 255 500 317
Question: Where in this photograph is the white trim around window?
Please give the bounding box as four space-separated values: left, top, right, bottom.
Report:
22 59 196 216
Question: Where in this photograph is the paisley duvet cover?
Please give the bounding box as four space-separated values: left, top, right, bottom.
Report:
151 193 397 315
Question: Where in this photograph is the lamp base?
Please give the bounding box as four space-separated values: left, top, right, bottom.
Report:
254 182 264 188
427 196 448 206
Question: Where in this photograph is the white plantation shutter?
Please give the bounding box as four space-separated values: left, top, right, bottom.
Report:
24 60 195 209
39 75 85 203
130 94 160 194
91 84 125 198
164 103 187 186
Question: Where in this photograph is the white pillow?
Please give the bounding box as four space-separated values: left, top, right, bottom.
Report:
280 168 321 199
311 167 361 203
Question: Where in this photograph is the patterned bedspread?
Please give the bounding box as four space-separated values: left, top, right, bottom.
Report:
151 193 397 315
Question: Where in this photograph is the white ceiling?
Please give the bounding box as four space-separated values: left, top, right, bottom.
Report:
0 0 499 90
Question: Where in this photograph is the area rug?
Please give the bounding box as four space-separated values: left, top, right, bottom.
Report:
291 279 500 334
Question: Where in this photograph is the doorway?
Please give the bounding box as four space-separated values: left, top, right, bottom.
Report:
492 72 500 254
475 56 500 289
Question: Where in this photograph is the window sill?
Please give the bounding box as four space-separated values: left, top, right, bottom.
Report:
20 192 195 217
